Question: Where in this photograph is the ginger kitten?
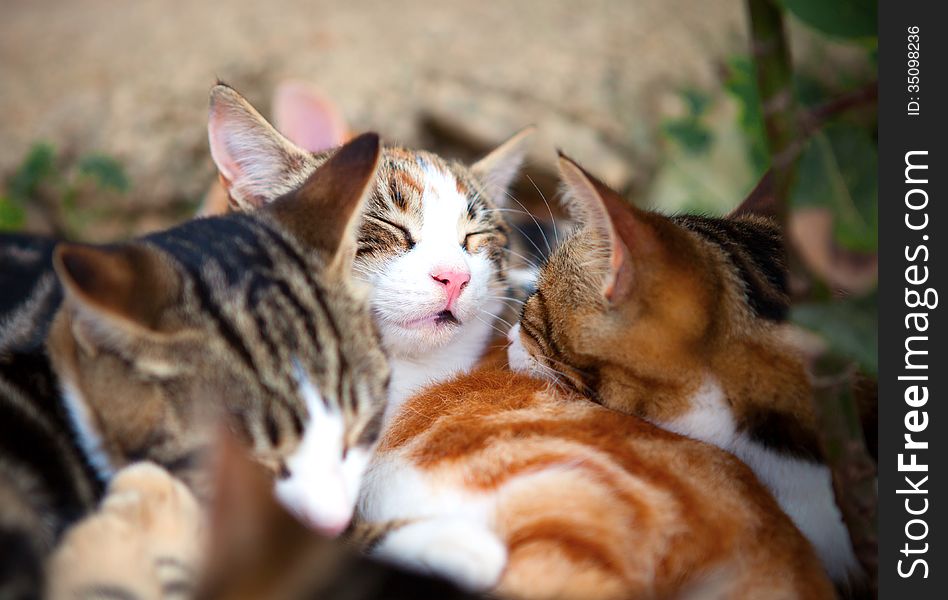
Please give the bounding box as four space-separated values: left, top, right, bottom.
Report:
507 154 860 583
205 84 530 416
357 346 834 599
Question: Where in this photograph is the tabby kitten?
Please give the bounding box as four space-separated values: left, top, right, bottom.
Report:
49 435 477 600
205 84 529 415
507 154 859 583
358 345 834 599
0 134 388 595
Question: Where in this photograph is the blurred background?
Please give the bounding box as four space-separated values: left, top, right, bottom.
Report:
0 0 878 593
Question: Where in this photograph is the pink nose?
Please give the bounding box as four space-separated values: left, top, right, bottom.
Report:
431 268 471 307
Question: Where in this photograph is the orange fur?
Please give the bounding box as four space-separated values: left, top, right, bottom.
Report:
376 360 834 600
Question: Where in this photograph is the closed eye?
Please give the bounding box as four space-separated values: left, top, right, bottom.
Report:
368 215 415 249
464 229 496 251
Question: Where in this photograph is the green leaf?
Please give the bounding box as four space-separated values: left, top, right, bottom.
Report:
792 296 877 375
680 88 712 118
7 143 57 203
723 56 769 174
0 196 26 231
662 118 713 155
76 154 130 192
790 124 877 252
777 0 877 40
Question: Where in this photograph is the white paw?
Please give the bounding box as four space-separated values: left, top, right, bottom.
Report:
373 519 507 592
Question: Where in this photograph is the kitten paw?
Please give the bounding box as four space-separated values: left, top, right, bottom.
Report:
373 519 507 592
48 462 204 600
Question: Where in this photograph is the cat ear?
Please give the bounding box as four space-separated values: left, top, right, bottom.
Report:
53 243 182 350
208 83 318 211
471 127 534 204
727 170 777 219
265 132 381 275
272 80 349 153
557 152 656 304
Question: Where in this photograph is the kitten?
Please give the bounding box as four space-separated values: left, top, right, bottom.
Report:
205 84 530 416
48 435 477 600
507 154 860 583
0 134 387 595
357 345 834 599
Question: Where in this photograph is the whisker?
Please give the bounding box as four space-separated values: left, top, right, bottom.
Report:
504 222 546 265
490 295 525 306
501 189 552 255
499 247 541 271
474 313 512 339
526 174 559 246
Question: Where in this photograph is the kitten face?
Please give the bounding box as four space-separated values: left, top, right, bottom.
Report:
509 155 778 398
48 136 388 535
207 84 529 362
354 152 509 358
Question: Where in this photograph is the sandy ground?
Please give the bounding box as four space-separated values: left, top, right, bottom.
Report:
1 0 750 234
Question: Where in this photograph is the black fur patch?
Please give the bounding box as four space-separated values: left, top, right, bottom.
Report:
738 406 825 463
673 215 789 322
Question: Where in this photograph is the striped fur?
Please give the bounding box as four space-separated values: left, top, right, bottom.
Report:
206 84 530 412
0 135 389 596
508 155 860 583
359 348 835 599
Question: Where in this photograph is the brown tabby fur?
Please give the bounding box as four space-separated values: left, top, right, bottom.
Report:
517 155 820 460
0 134 389 596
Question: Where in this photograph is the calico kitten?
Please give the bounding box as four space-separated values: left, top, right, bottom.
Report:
206 84 530 416
357 346 834 599
507 154 860 583
0 134 388 596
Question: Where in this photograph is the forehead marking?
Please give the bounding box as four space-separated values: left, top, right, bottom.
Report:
293 357 331 415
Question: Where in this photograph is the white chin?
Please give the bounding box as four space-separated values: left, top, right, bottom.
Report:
380 319 462 357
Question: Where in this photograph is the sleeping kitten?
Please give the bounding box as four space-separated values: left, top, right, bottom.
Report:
48 435 477 600
357 345 834 599
0 134 387 595
507 154 860 584
205 84 530 416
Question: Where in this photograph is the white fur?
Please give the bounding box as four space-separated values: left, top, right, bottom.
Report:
663 378 860 583
360 455 505 590
358 165 504 418
506 322 540 376
274 366 368 536
374 518 507 591
59 378 114 482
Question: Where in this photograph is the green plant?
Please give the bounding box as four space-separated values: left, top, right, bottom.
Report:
1 142 129 235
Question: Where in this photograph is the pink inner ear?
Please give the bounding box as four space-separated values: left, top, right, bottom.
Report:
272 80 348 153
207 114 242 184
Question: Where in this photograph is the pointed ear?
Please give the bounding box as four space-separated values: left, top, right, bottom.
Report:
208 83 317 211
265 133 381 274
471 127 534 204
272 80 349 153
728 170 777 219
53 243 182 339
557 153 657 304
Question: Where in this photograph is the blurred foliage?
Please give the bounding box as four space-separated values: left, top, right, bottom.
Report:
661 88 714 155
654 0 878 376
724 56 769 174
776 0 877 40
792 294 878 375
0 142 129 235
791 124 877 252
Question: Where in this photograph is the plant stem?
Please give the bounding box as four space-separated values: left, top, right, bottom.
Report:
746 0 800 231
